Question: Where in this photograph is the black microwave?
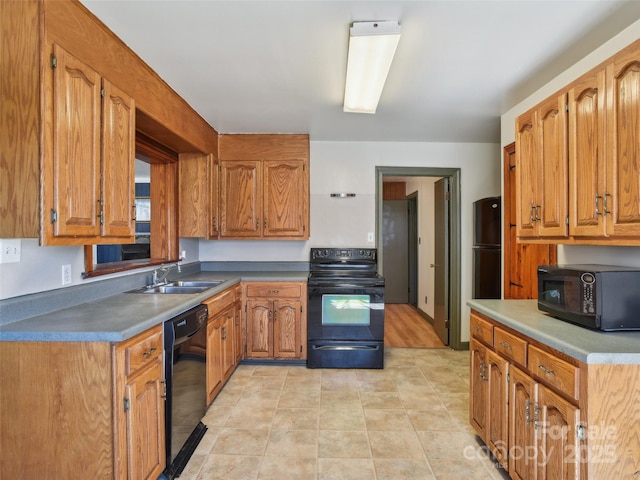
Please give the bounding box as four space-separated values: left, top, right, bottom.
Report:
537 264 640 331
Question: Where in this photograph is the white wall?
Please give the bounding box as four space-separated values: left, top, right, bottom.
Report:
501 19 640 269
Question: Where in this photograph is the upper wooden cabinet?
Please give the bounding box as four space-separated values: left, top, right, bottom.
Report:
515 94 568 240
605 46 640 237
42 44 136 245
0 0 218 242
516 37 640 245
218 134 310 240
568 66 607 237
179 153 219 239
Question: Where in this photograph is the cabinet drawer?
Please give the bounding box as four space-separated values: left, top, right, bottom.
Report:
470 312 494 346
246 282 302 298
528 345 580 401
124 326 163 378
203 286 236 317
494 327 527 366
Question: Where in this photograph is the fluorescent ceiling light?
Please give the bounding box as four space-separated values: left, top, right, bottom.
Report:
343 21 401 114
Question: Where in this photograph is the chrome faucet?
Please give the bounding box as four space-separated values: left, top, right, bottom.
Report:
151 263 181 286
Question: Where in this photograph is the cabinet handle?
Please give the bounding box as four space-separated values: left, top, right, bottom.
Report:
499 341 512 350
212 215 217 231
595 194 603 217
222 326 226 340
538 364 555 376
472 325 482 333
525 400 532 424
603 192 611 215
132 204 137 221
530 205 536 223
535 205 541 222
143 347 157 358
264 218 267 229
268 290 280 294
97 198 104 226
256 219 259 230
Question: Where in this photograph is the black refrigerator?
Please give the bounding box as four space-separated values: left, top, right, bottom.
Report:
472 196 501 299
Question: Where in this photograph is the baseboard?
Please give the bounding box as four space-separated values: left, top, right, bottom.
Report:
416 307 435 325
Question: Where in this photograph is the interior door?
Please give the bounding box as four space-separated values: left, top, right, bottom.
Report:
433 177 450 345
382 200 409 303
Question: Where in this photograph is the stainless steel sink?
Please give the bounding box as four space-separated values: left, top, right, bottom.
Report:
128 280 223 294
137 285 210 294
168 281 224 288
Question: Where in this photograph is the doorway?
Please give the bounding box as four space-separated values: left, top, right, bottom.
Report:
375 167 462 350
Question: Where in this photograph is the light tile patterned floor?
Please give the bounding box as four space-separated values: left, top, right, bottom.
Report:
179 348 508 480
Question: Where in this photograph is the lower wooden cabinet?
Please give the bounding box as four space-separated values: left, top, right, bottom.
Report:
115 325 165 479
470 308 640 480
203 284 242 404
244 281 307 360
0 325 165 480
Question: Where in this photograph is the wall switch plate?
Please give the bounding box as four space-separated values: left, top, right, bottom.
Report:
0 239 21 263
367 232 374 243
62 264 72 285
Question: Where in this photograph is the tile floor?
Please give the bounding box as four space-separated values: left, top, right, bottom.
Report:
179 348 508 480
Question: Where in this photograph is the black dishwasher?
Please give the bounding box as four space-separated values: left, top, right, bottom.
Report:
162 304 208 479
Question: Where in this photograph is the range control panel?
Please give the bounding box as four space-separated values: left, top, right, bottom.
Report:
310 248 376 262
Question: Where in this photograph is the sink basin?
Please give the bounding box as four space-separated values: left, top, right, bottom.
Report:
167 281 224 288
128 280 224 294
137 285 210 294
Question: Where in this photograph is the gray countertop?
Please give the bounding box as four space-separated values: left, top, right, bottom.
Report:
467 299 640 365
0 271 308 343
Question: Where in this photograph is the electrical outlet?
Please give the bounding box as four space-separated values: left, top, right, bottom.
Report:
0 239 21 263
367 232 374 243
62 265 72 285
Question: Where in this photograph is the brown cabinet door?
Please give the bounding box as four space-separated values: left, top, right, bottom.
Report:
503 143 557 299
101 78 135 238
234 300 243 363
221 307 235 378
516 108 539 239
470 339 488 437
50 44 101 238
123 357 165 480
568 68 607 237
509 366 539 480
536 386 581 480
486 349 509 469
220 160 262 237
537 94 568 237
246 299 273 358
206 317 223 404
179 153 210 237
209 156 220 238
606 50 640 237
263 160 307 237
273 299 301 358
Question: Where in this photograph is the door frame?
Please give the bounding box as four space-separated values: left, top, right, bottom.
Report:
375 166 463 350
407 192 418 307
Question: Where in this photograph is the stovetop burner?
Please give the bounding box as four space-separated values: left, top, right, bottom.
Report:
308 248 383 286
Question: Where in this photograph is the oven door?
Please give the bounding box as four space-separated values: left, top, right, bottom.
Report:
307 284 384 341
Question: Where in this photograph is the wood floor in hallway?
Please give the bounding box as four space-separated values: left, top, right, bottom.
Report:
384 303 447 348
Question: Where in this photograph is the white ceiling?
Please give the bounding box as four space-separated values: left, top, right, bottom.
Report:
81 0 640 144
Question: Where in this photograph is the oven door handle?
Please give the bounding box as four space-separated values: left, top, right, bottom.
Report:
311 344 380 351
